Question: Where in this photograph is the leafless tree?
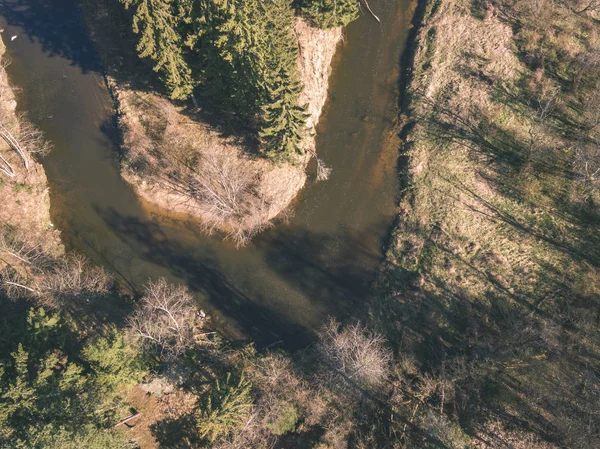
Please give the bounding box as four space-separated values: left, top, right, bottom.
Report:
0 113 51 178
0 267 33 300
36 254 110 309
574 141 600 185
128 278 197 357
317 319 392 390
0 226 50 270
15 116 52 158
527 88 559 153
307 149 332 182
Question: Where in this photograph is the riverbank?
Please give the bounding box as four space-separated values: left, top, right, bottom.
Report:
84 0 342 244
374 0 600 446
0 35 62 267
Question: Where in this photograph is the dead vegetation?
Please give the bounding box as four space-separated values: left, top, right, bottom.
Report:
116 95 279 245
128 278 200 357
316 318 392 390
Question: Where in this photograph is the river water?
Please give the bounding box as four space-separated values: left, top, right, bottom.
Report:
0 0 414 347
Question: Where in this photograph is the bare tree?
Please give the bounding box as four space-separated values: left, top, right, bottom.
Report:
36 254 110 309
15 116 52 158
574 141 600 185
0 113 51 178
0 226 50 269
128 278 198 357
317 319 392 390
307 149 332 182
527 88 559 153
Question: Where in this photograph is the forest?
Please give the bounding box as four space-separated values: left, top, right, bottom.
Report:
1 0 600 447
118 0 360 159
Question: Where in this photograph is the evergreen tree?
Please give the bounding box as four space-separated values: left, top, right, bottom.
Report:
0 308 147 449
259 69 310 159
121 0 195 99
301 0 360 28
197 372 253 442
120 0 310 158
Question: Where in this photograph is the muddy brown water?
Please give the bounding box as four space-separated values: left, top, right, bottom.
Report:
1 0 414 348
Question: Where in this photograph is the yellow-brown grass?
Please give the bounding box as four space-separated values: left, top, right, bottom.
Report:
376 0 600 446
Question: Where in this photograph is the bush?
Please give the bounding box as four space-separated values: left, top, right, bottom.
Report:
197 372 254 442
127 278 197 358
317 319 392 389
268 405 298 435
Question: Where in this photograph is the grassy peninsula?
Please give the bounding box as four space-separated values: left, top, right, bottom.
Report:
84 0 355 244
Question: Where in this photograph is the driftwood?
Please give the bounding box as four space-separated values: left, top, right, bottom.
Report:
0 123 29 177
360 0 381 23
0 152 15 177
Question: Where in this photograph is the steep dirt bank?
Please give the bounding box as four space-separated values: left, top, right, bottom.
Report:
374 0 600 446
84 0 342 243
0 36 62 265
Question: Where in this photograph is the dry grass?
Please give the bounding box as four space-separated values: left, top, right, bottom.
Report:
375 0 600 446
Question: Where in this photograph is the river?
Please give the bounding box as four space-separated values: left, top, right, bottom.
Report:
0 0 414 348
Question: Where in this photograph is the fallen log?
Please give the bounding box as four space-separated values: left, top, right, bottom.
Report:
360 0 381 23
114 412 142 428
0 124 29 170
0 152 15 177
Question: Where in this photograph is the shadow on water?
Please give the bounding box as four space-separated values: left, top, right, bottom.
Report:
0 0 415 349
0 0 101 73
94 204 388 348
94 206 313 348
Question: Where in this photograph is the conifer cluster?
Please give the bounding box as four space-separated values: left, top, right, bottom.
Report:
299 0 360 28
120 0 359 160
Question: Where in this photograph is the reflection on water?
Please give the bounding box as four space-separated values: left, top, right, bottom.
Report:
1 0 414 348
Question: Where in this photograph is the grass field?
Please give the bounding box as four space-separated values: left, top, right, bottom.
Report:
373 0 600 446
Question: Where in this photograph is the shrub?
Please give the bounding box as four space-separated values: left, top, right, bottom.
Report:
268 405 298 435
128 278 197 358
197 372 254 442
317 319 392 389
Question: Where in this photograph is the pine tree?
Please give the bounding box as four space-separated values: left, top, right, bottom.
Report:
120 0 195 99
0 308 147 449
301 0 360 28
259 69 310 159
120 0 311 158
197 372 253 442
